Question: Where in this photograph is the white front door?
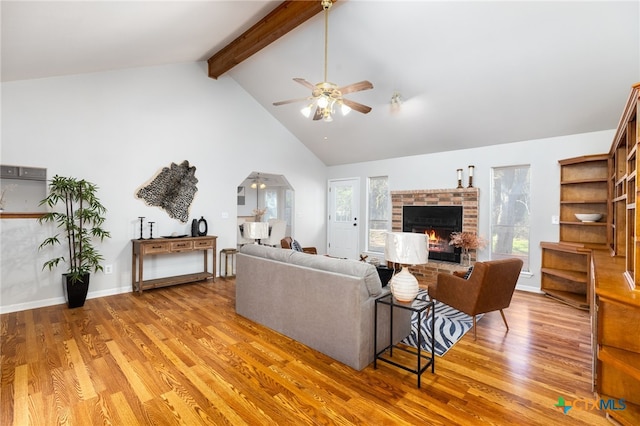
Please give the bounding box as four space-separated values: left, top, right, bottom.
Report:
327 178 360 259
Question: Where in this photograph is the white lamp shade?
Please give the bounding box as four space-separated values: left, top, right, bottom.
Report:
243 222 269 239
384 232 428 265
385 232 428 302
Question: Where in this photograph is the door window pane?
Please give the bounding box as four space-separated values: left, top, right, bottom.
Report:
335 186 353 222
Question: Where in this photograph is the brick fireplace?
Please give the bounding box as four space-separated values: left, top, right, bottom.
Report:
391 188 479 285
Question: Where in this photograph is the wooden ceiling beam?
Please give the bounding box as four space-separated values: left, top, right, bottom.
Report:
208 0 334 79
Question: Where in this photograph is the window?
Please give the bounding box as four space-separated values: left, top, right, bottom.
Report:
490 165 530 271
367 176 390 253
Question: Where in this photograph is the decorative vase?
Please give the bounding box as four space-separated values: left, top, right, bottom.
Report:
389 268 419 302
461 248 471 267
197 216 208 236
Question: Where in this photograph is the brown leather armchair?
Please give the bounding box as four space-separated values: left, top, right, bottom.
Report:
280 237 317 255
428 258 523 340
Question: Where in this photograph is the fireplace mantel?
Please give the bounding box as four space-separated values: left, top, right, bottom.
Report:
391 188 479 284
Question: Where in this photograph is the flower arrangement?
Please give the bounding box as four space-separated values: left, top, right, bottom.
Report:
449 231 487 250
252 208 267 221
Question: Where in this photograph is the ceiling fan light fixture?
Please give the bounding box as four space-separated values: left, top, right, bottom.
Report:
250 174 266 189
272 0 373 121
301 104 313 118
317 96 329 109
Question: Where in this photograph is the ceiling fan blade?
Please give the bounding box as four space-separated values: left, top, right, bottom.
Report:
273 97 311 106
342 98 372 114
339 80 373 95
293 78 316 90
312 106 323 121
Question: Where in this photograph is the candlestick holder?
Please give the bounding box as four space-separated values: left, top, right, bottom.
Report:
148 221 155 239
468 165 475 188
138 217 145 240
456 168 463 189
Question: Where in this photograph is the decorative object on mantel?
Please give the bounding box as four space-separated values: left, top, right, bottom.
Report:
384 232 428 302
449 231 487 267
38 175 111 309
136 160 198 223
456 168 464 189
148 221 155 239
467 165 475 188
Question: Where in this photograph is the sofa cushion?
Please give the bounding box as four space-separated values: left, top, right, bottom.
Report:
240 245 383 297
288 251 383 297
240 243 296 263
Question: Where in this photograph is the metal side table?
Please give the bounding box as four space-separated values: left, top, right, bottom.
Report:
374 293 435 388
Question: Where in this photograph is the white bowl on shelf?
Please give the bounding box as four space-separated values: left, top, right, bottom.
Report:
575 213 603 222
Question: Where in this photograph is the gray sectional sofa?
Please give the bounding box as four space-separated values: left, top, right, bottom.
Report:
235 244 411 371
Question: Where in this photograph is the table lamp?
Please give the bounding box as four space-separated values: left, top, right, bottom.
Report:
384 232 428 302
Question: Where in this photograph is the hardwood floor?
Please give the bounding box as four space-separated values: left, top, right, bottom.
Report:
1 279 612 425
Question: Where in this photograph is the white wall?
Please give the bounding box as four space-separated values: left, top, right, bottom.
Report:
328 130 614 292
0 59 616 312
0 62 327 313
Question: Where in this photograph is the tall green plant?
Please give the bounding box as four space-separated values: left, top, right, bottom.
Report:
38 175 111 284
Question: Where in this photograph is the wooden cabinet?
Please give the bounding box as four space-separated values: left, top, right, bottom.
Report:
592 251 640 424
540 242 591 310
131 236 217 294
540 154 609 310
559 154 609 247
591 82 640 424
610 83 640 288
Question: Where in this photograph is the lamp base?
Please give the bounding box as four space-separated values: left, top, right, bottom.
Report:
389 268 419 302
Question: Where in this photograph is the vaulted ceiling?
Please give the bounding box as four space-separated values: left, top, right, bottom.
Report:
2 1 639 166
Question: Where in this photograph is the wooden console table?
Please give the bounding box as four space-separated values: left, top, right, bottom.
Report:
131 236 217 294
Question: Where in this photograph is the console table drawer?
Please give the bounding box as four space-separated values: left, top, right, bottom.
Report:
143 242 170 254
194 239 214 249
170 241 193 252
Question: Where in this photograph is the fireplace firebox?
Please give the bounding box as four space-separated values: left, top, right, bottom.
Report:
402 206 462 263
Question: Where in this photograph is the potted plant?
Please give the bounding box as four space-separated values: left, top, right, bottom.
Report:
38 175 111 308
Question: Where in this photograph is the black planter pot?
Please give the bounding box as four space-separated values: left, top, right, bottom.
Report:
63 273 90 308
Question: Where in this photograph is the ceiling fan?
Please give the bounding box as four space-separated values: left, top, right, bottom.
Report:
273 0 373 122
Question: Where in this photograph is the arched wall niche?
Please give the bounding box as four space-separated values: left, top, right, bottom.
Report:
236 172 294 247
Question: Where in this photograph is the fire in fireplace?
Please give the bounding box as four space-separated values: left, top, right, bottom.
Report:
402 205 463 263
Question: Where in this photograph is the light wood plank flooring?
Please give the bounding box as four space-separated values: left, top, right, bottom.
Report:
1 279 611 425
